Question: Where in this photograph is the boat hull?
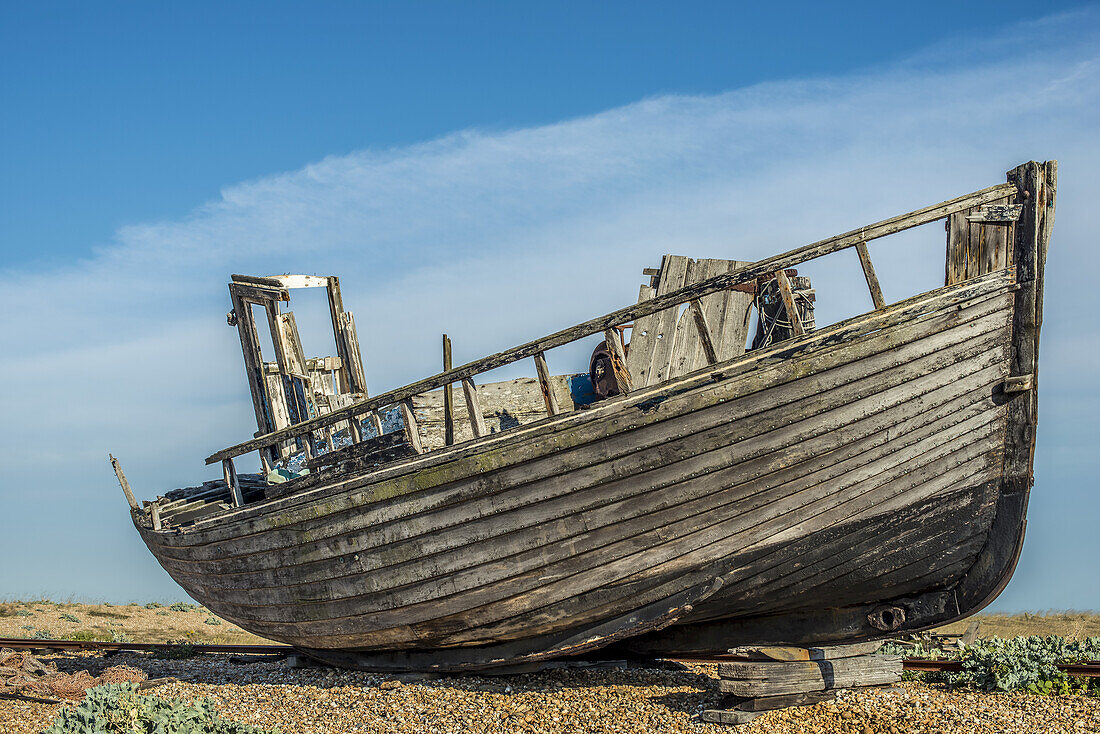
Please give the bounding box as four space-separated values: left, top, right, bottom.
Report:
138 269 1030 670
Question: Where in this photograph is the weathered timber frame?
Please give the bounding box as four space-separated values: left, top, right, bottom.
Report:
227 274 370 470
207 179 1023 469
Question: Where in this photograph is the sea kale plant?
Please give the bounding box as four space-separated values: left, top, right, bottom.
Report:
884 635 1100 695
44 683 279 734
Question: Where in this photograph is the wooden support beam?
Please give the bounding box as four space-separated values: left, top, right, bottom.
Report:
150 502 162 531
206 180 1015 464
533 352 561 416
855 241 887 310
399 400 424 454
222 458 244 508
109 454 138 510
349 416 363 443
688 298 719 365
604 329 633 395
774 270 805 336
461 378 488 438
369 412 384 437
443 334 455 446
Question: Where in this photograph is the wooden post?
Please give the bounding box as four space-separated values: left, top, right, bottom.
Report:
109 454 138 510
368 411 383 437
774 270 805 336
603 328 633 395
688 298 719 365
259 450 272 476
461 378 488 438
150 503 162 531
854 242 886 310
222 458 244 508
443 334 454 446
349 416 364 443
533 352 561 416
399 399 424 454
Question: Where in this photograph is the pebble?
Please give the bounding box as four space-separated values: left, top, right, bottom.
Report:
1 653 1098 733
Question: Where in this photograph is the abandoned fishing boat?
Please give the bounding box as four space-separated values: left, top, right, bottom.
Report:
117 161 1055 671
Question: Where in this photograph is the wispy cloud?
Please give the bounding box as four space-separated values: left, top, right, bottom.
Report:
2 9 1098 605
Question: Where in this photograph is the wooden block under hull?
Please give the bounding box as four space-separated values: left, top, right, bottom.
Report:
718 654 903 697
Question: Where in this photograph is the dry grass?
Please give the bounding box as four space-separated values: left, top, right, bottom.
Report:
935 610 1100 640
0 600 272 645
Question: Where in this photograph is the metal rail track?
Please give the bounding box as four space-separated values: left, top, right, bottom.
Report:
0 638 290 655
3 639 1099 677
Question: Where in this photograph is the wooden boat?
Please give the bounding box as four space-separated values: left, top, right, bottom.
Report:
119 161 1056 671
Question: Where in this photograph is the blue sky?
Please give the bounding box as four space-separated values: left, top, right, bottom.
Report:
1 2 1097 610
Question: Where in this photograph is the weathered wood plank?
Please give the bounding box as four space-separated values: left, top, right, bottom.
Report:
110 454 138 510
854 242 886 310
399 400 424 455
718 656 902 697
689 298 719 365
727 641 883 661
729 689 836 711
966 204 1023 223
702 709 763 725
442 335 455 447
626 255 691 386
533 352 561 417
604 329 633 394
207 182 1015 464
774 270 804 336
222 458 244 508
461 378 488 439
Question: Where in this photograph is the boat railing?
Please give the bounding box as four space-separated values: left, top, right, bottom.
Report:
204 179 1020 497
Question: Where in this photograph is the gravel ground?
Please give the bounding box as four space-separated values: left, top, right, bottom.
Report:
2 652 1098 734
